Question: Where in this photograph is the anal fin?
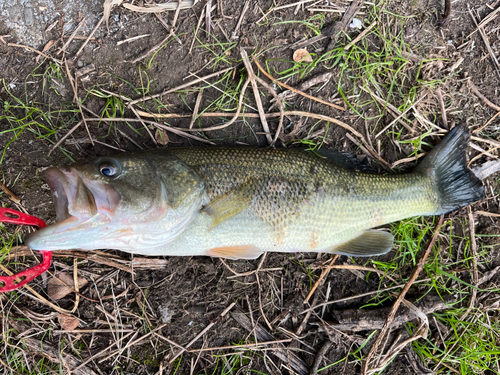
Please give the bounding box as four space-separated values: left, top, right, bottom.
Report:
206 246 263 260
331 231 394 257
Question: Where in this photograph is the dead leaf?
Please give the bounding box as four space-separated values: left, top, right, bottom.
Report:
155 129 170 145
47 272 88 301
293 48 313 63
36 40 56 63
58 314 80 331
103 0 124 27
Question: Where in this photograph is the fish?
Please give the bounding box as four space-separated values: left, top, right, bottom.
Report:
25 126 484 259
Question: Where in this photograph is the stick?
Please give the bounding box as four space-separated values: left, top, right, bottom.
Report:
231 0 250 40
75 16 104 58
128 67 233 106
189 89 204 129
168 302 236 363
64 60 93 146
241 49 273 145
468 79 500 112
309 341 333 375
254 76 284 146
304 255 338 304
344 20 377 50
435 88 448 129
58 18 86 55
187 339 292 352
8 43 62 65
361 215 444 375
253 57 345 111
0 181 20 203
467 207 479 310
83 117 215 144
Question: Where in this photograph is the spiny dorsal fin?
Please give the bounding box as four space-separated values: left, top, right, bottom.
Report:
331 231 394 257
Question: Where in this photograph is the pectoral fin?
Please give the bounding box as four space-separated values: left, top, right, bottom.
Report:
331 231 394 256
206 246 263 260
202 180 256 228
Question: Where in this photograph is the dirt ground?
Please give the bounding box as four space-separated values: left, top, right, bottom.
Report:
1 0 500 374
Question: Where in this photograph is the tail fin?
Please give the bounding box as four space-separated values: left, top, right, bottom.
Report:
416 126 484 214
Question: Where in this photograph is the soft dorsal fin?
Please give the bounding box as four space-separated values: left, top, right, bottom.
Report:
331 231 394 256
314 149 375 173
202 180 256 228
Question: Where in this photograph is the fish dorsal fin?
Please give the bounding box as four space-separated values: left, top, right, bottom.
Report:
202 180 256 228
315 149 374 173
331 231 394 256
206 246 263 260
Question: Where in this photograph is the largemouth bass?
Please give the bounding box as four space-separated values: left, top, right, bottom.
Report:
25 126 484 259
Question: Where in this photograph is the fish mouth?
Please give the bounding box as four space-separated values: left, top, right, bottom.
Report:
25 167 119 250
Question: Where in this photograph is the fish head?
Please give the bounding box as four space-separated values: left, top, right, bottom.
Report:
25 153 205 252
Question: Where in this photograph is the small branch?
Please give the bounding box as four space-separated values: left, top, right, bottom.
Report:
241 49 273 145
0 181 20 203
169 303 236 363
128 67 233 106
189 88 204 129
304 255 338 304
362 215 444 374
253 57 345 111
468 79 500 111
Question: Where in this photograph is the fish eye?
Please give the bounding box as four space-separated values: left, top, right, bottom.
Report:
99 163 118 177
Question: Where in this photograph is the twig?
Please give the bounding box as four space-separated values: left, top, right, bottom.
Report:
301 278 433 314
473 111 500 134
361 86 415 134
130 33 173 64
189 89 204 129
168 302 236 363
437 0 452 27
467 207 479 310
0 264 73 314
304 255 338 304
391 153 427 168
189 6 205 54
316 264 398 283
254 76 284 146
7 43 62 65
309 341 333 375
241 49 273 145
75 16 104 58
436 88 448 129
344 21 377 50
468 5 500 80
64 59 93 146
468 79 500 111
231 0 250 40
187 339 292 352
84 117 215 144
253 57 345 111
128 67 233 106
58 17 86 55
345 133 392 170
246 294 258 344
256 0 315 24
0 181 20 203
361 215 444 375
374 94 426 139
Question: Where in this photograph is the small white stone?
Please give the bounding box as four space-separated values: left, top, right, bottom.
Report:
158 306 172 323
350 18 363 30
